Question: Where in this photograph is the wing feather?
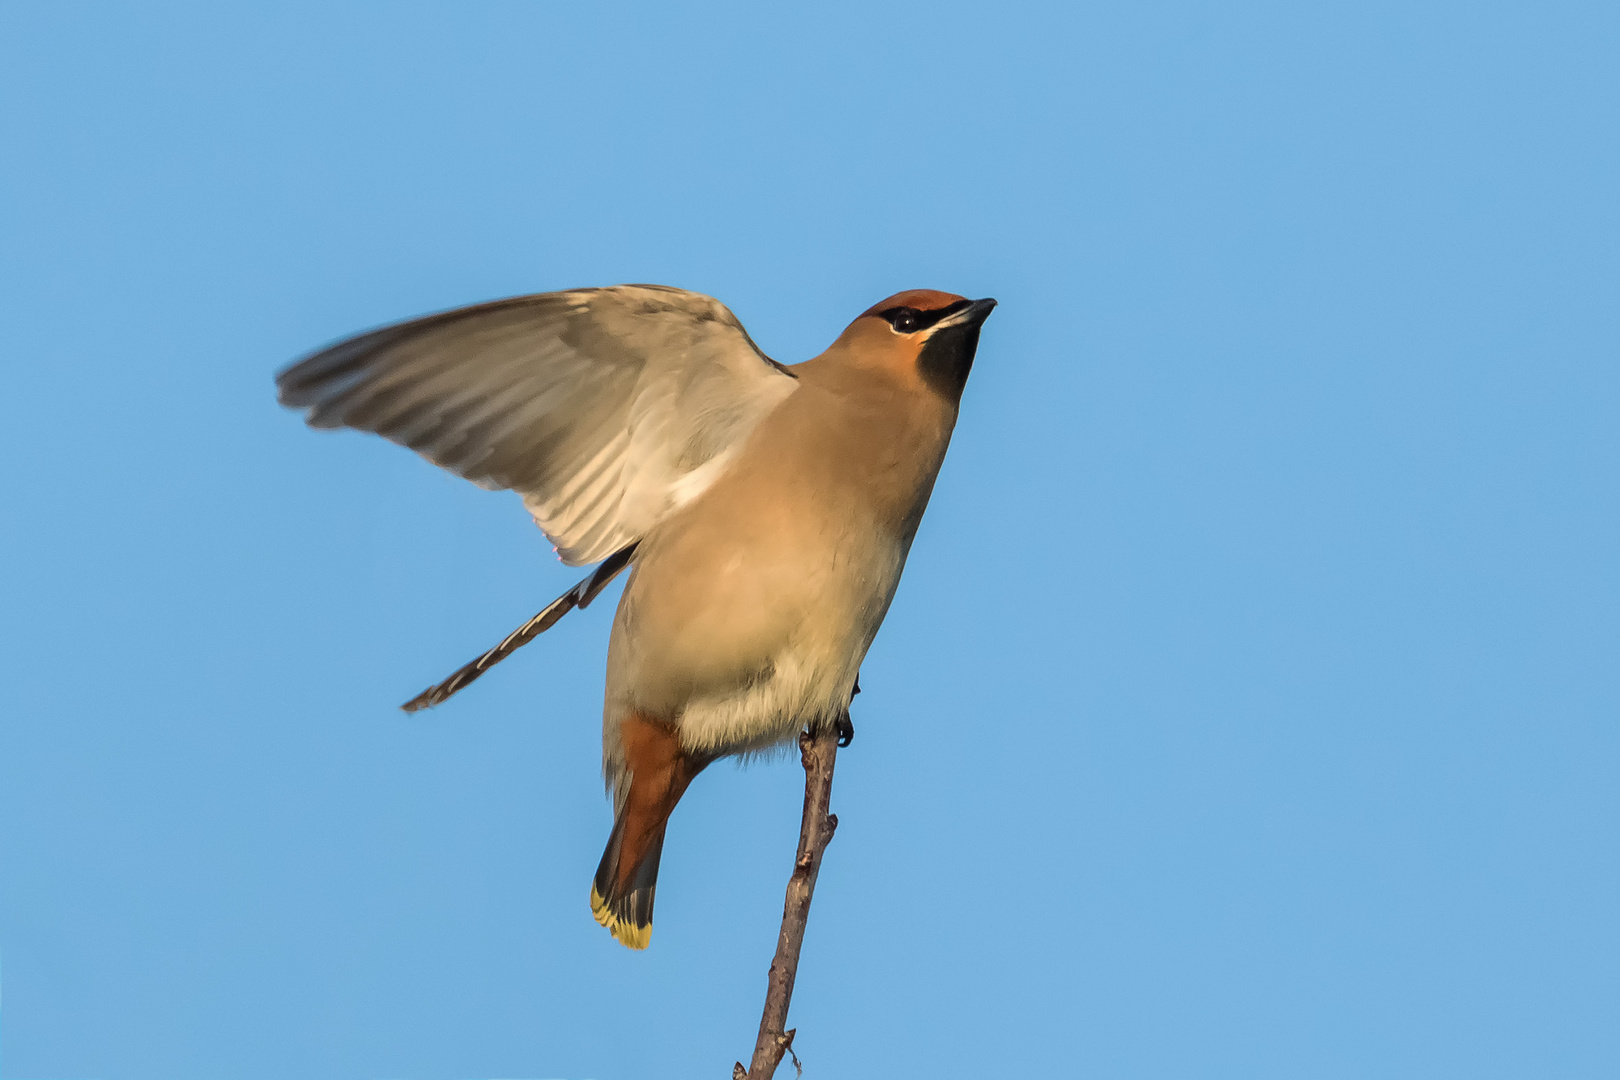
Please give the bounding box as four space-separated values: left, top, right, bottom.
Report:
278 286 796 564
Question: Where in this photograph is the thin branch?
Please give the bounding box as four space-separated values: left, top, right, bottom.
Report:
734 721 841 1080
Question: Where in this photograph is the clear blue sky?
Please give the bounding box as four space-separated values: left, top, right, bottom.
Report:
2 3 1616 1078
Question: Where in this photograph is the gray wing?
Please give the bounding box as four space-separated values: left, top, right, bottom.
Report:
277 285 798 565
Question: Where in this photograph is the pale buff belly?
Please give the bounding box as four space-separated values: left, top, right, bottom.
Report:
602 510 905 763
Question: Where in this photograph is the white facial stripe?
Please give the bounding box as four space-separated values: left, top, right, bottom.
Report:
926 304 980 333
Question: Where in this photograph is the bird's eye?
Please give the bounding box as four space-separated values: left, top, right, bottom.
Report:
885 307 922 333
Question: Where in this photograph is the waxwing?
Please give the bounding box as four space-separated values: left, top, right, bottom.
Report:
278 285 996 947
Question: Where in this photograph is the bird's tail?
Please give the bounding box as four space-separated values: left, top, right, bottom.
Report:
589 713 708 950
590 813 666 951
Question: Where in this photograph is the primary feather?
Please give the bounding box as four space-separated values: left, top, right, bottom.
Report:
277 285 798 565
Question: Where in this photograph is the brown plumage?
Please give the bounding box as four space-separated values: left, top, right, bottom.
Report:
278 285 995 948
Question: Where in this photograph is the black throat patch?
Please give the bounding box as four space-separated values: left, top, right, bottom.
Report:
916 321 983 401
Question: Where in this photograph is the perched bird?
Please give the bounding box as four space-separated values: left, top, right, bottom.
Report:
277 285 995 948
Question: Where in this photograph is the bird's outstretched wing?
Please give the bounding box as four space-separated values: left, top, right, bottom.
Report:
277 285 797 565
398 542 639 713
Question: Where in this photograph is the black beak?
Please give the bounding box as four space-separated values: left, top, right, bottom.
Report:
932 297 997 331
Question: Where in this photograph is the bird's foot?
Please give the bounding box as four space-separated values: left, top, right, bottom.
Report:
834 711 854 748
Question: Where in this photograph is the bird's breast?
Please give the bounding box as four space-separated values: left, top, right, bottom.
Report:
605 377 954 747
612 487 903 714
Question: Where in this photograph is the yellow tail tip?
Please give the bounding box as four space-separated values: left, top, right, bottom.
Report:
590 882 651 950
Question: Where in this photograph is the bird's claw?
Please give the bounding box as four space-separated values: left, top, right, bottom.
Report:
834 712 854 748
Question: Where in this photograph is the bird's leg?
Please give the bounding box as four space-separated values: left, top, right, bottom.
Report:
833 710 854 748
832 676 859 747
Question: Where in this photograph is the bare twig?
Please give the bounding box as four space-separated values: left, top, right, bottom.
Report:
734 721 841 1079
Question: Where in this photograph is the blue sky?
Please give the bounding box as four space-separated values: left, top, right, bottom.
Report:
2 2 1616 1077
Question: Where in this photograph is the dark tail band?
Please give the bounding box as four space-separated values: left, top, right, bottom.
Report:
590 814 664 950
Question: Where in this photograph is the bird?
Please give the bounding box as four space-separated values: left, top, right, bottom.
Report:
277 284 996 948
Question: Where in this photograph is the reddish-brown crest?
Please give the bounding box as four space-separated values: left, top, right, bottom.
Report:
860 289 968 317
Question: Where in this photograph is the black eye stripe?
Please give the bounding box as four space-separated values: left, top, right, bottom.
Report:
877 299 973 333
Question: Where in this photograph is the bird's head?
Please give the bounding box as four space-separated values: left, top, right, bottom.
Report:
829 290 997 401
